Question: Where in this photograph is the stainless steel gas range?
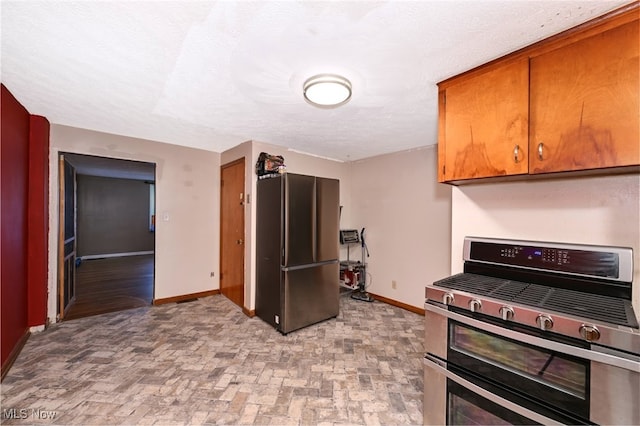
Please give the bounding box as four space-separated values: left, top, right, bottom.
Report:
424 237 640 425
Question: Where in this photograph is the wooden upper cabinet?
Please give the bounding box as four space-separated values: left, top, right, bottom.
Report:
530 19 640 174
437 2 639 184
439 59 529 182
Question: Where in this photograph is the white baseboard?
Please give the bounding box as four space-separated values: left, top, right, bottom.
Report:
80 251 154 260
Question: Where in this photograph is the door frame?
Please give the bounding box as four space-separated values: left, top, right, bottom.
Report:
57 154 77 320
55 152 157 321
219 157 247 311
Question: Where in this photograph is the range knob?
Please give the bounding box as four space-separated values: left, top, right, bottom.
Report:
499 305 514 321
469 299 482 313
536 314 554 331
579 324 601 342
442 292 455 305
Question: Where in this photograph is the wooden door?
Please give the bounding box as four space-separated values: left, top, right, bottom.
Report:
529 18 639 174
58 155 77 319
220 158 245 309
440 59 529 182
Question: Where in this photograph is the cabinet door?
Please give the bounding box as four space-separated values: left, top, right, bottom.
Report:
440 59 529 182
529 19 639 174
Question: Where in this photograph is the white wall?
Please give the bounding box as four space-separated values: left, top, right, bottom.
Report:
350 146 452 309
48 125 220 320
451 174 640 314
221 140 352 311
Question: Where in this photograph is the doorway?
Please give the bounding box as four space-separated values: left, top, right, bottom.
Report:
220 158 246 309
57 155 77 319
58 153 156 320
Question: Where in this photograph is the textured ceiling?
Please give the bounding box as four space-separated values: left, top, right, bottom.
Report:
1 1 630 162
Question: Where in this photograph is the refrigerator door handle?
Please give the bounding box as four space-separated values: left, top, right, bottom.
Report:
282 259 338 272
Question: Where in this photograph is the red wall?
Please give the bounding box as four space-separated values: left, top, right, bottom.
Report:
1 84 30 369
28 115 50 326
1 84 50 376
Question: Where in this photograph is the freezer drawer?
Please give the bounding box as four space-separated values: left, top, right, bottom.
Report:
281 262 339 334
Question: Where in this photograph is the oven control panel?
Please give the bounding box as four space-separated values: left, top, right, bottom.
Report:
464 237 633 281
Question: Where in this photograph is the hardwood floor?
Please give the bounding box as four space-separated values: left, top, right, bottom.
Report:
63 254 154 321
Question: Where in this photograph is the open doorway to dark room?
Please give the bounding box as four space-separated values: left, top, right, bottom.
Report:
59 153 156 321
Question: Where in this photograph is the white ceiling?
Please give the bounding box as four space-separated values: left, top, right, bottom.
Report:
1 1 629 162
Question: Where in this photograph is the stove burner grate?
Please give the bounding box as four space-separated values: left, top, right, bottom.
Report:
520 285 634 327
434 273 638 328
433 273 527 299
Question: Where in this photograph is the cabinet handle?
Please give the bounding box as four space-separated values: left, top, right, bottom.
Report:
538 142 544 160
513 145 520 163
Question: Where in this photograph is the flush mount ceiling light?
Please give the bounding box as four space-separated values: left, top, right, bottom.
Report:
303 74 352 108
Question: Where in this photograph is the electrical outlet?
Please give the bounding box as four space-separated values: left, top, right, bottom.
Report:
210 272 215 277
392 280 397 289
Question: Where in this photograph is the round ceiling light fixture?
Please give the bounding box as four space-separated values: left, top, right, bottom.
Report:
303 74 352 108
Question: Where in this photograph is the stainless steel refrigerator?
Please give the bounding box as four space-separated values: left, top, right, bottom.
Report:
256 173 340 334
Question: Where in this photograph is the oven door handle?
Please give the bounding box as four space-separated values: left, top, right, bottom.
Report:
424 354 564 426
426 302 640 373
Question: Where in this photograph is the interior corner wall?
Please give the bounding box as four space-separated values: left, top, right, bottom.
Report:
450 174 640 316
27 115 50 327
349 146 452 309
48 125 220 317
1 84 30 371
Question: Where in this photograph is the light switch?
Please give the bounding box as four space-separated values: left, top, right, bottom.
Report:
162 211 170 221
